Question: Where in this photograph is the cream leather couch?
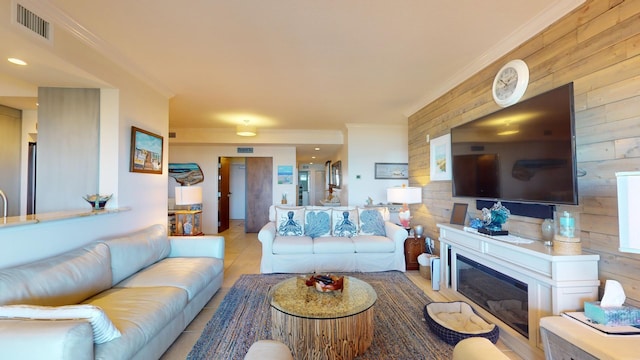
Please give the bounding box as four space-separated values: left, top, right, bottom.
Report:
258 205 408 273
0 224 224 360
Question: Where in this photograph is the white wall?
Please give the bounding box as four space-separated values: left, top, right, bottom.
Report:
346 124 409 206
0 6 169 268
169 144 296 234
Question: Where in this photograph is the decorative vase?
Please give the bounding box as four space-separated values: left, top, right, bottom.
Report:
183 221 193 235
541 218 554 245
414 225 424 238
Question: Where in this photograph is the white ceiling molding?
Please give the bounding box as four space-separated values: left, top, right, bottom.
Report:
403 0 586 117
19 0 175 98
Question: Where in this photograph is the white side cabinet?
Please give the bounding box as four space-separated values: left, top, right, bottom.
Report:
540 316 640 360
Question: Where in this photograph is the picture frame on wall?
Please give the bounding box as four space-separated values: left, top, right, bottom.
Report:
130 126 164 174
374 163 408 179
430 133 452 181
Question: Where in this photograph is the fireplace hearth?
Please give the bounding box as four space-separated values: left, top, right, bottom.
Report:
437 224 600 359
457 255 529 337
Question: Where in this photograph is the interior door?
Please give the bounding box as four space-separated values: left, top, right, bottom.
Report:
218 157 231 233
245 157 272 232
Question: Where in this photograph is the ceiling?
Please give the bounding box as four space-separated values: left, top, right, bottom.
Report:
0 0 584 163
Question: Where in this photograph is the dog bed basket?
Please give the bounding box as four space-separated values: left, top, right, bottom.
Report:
423 301 499 345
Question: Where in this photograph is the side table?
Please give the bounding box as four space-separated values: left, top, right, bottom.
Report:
540 315 640 359
404 235 425 270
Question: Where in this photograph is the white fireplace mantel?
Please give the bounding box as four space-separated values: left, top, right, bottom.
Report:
437 224 600 359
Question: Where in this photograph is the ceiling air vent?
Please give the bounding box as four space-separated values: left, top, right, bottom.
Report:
15 3 51 41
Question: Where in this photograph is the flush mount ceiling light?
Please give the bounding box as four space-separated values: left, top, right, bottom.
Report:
8 57 27 66
497 121 519 136
236 119 257 136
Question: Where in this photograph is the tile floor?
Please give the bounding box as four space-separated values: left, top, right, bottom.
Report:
160 220 522 359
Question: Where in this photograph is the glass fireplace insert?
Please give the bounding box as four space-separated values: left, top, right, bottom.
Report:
456 254 529 338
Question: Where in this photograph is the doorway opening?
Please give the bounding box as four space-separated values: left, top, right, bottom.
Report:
218 156 273 233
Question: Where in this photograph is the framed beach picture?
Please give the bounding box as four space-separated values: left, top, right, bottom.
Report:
130 126 164 174
430 133 451 181
375 163 408 179
277 165 294 184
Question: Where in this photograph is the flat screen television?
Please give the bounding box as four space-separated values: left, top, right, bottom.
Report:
450 83 578 205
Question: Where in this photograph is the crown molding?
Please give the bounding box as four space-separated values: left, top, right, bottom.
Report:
20 0 174 98
403 0 586 118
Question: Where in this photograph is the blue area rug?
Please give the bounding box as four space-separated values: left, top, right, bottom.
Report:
188 272 453 359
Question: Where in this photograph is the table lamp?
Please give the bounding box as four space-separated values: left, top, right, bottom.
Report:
387 185 422 230
175 185 203 235
175 185 202 210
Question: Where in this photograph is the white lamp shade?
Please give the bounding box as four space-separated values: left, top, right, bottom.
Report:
175 186 203 205
387 186 422 204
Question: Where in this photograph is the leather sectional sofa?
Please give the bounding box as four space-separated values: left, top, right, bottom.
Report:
0 224 224 360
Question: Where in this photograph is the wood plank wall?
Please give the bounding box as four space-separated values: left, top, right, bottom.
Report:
408 0 640 306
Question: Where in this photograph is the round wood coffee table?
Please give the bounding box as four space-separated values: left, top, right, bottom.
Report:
270 276 377 360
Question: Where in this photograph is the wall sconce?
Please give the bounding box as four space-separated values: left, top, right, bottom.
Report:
237 119 257 136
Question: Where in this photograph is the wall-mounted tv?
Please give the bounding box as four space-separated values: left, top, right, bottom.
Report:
450 83 578 205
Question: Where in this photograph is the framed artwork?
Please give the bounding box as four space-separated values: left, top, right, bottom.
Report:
277 165 294 184
430 133 452 181
375 163 408 179
130 126 164 174
450 203 468 225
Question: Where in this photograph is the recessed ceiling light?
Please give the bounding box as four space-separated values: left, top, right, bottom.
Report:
312 156 316 159
8 58 27 66
315 147 320 151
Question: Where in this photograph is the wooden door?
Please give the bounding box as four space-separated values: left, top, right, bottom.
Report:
217 157 231 233
245 157 272 232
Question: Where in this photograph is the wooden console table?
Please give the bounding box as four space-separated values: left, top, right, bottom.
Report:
437 224 600 359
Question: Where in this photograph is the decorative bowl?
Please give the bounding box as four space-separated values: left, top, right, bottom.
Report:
83 194 112 210
305 274 344 293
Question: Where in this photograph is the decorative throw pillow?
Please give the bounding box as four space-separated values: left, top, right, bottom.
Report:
305 209 332 238
358 207 387 236
332 209 359 237
275 207 305 236
0 304 121 344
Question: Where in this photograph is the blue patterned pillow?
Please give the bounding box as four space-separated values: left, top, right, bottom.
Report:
332 209 359 237
275 207 305 236
358 207 386 236
305 209 332 238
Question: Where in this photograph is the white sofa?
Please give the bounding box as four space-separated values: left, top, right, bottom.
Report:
0 224 224 360
258 205 408 273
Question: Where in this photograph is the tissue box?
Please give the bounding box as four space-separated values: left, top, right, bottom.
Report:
584 301 640 326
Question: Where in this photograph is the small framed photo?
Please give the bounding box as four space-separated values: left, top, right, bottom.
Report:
430 133 452 181
450 203 468 225
375 163 408 179
130 126 164 174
